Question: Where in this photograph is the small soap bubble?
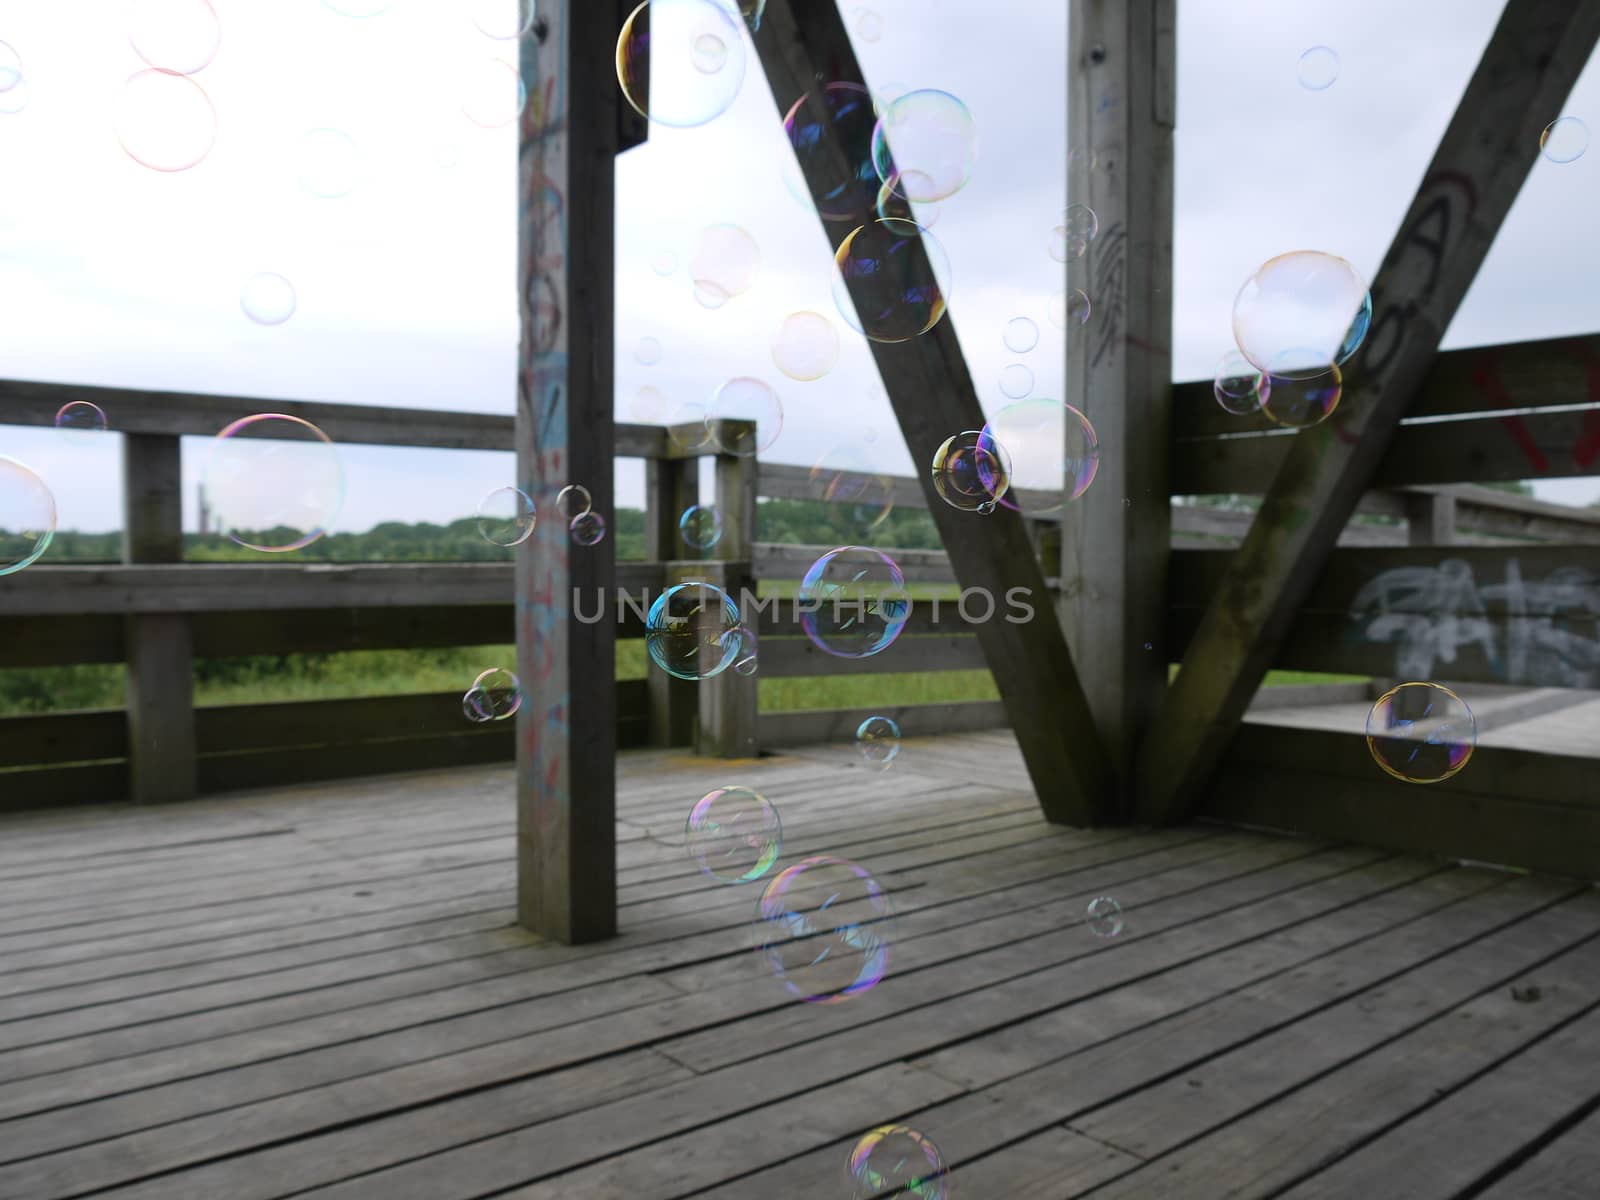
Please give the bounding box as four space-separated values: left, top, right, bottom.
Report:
630 385 667 422
469 667 522 720
1067 289 1092 325
871 88 977 202
810 442 895 534
833 217 950 343
0 41 22 94
732 623 759 675
569 510 607 546
556 483 592 520
1540 116 1589 164
468 0 537 40
1232 251 1371 378
297 128 359 199
1214 349 1270 416
616 0 746 128
689 31 729 74
240 272 297 326
856 715 901 769
686 786 782 884
1262 356 1342 428
635 336 663 366
982 399 1098 515
1087 895 1124 938
461 58 526 128
999 363 1034 400
851 7 883 44
0 76 29 115
54 401 109 436
462 687 493 723
476 486 536 547
1052 203 1098 262
707 377 783 456
691 224 761 309
652 249 678 276
646 581 742 680
931 430 1010 514
771 310 841 381
202 414 343 552
1003 316 1039 354
667 399 716 452
680 503 724 550
758 856 894 1003
799 546 911 659
127 0 221 75
115 68 218 172
846 1126 950 1200
1367 682 1477 784
1297 45 1339 90
0 457 56 576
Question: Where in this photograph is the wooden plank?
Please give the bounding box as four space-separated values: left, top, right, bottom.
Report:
643 456 698 748
759 699 1008 746
1407 489 1457 545
1473 1103 1600 1199
746 0 1114 826
1440 481 1600 541
753 541 959 584
0 709 125 768
1060 0 1176 814
697 443 759 756
0 763 129 814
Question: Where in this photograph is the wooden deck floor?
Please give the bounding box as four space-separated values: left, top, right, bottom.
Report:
1 730 1598 1199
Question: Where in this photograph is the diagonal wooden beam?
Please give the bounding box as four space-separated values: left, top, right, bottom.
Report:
748 1 1116 825
1137 0 1600 824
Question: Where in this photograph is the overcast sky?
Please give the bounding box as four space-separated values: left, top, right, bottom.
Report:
1 0 1597 536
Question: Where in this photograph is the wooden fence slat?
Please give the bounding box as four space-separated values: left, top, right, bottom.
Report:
758 700 1009 747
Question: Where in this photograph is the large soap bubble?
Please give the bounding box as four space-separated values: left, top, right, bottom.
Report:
0 457 57 576
798 545 911 659
646 581 742 680
616 0 746 129
1232 251 1371 379
202 414 344 553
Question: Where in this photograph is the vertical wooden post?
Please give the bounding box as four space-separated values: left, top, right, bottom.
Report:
1059 0 1176 816
1406 491 1457 545
644 453 698 747
122 433 196 805
515 2 619 944
697 425 759 758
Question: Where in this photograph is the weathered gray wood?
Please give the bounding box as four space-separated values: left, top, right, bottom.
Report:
753 541 960 584
1140 0 1600 822
514 0 619 944
759 699 1008 746
746 0 1114 826
1060 0 1176 816
1408 489 1457 545
696 446 759 757
642 455 698 748
1473 1102 1600 1199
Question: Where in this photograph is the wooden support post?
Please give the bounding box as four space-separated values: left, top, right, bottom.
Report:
1406 490 1458 546
698 427 759 758
515 2 619 944
749 0 1115 826
1061 0 1176 816
1138 0 1600 823
122 433 196 805
644 454 698 747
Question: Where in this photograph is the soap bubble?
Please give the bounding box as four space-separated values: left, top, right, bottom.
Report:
461 58 526 128
999 363 1034 400
856 715 901 769
297 128 359 198
462 688 493 723
680 503 724 550
630 386 667 422
0 42 22 93
556 484 592 519
115 69 217 172
871 88 977 203
1261 356 1342 428
810 442 895 534
0 457 56 576
54 401 109 436
833 217 950 343
1540 116 1589 164
1086 895 1124 938
686 786 782 883
647 582 742 680
1297 45 1339 90
1367 682 1476 784
476 486 536 547
846 1126 949 1200
1214 349 1270 416
798 545 911 659
706 377 783 456
468 0 537 39
931 429 1010 514
616 0 746 129
771 310 840 381
203 415 343 553
127 0 221 75
732 623 759 675
874 170 941 228
570 510 607 546
1003 316 1039 354
1232 251 1371 378
691 224 761 309
0 76 28 115
240 272 297 326
757 855 893 1004
1066 289 1092 325
467 667 522 720
981 399 1098 516
635 336 663 366
851 8 884 44
1051 203 1098 262
782 82 882 223
667 400 716 452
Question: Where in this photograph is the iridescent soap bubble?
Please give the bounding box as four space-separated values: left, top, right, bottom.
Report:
771 310 840 381
999 363 1034 400
706 377 782 456
469 667 522 720
0 457 56 576
680 503 724 550
630 385 667 422
1541 116 1589 164
476 486 536 547
1086 895 1124 938
798 545 911 659
1051 203 1098 263
203 415 343 553
1366 682 1477 784
0 42 21 93
635 336 663 366
54 401 109 436
115 69 217 172
297 128 359 198
556 483 592 520
667 400 716 452
652 250 678 276
782 82 882 223
1297 45 1340 90
833 217 950 343
846 1126 949 1200
810 442 895 534
686 786 782 884
468 0 537 39
931 429 1010 514
0 76 27 115
616 0 746 129
757 855 893 1004
874 170 941 228
690 224 761 309
980 399 1098 516
1214 349 1270 416
856 715 901 769
1066 288 1092 325
324 0 390 15
1232 251 1372 378
871 88 978 203
1261 355 1342 428
462 688 493 723
570 510 607 546
240 272 297 325
851 8 884 43
732 624 759 675
461 59 526 128
647 581 742 680
1003 316 1039 354
127 0 220 75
